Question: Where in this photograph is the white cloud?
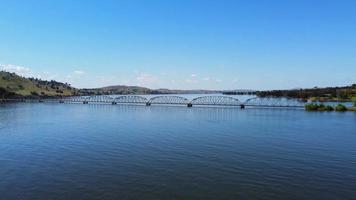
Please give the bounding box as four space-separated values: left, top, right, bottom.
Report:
0 64 31 76
184 78 198 83
184 74 200 83
184 75 223 85
95 75 118 86
0 63 59 81
41 71 58 80
135 73 159 86
73 70 86 75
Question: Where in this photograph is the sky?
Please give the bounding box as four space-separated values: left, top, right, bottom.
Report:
0 0 355 90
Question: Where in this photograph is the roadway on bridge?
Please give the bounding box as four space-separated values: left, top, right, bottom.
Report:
2 95 306 108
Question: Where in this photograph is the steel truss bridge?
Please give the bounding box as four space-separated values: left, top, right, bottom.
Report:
13 95 306 108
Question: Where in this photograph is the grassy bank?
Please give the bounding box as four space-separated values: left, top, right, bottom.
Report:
0 71 77 98
305 103 355 112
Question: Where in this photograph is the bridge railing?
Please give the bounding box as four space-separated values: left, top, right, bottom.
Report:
148 96 190 105
114 96 148 104
191 96 242 106
8 95 306 108
244 97 304 107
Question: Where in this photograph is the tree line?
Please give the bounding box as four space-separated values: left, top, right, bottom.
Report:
256 84 356 101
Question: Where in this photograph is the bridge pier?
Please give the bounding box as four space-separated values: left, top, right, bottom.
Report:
146 102 151 106
240 104 245 109
187 103 193 107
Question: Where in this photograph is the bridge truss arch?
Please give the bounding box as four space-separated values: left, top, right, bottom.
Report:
243 97 304 107
85 95 114 103
44 95 305 108
148 96 189 105
62 96 88 103
114 96 148 104
191 96 242 106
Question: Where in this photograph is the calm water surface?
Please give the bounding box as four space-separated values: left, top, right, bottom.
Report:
0 102 355 200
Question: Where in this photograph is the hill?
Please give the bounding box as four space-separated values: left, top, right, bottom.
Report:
0 71 220 98
0 71 78 98
80 85 220 95
256 85 356 102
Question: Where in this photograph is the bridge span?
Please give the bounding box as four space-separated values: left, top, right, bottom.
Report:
9 95 306 108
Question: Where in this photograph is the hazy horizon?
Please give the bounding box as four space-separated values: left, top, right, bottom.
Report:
1 0 355 90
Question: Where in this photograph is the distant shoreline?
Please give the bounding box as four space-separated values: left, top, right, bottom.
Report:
1 71 355 102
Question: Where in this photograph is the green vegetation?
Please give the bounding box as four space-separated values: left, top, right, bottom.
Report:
348 107 356 111
305 103 333 111
0 71 78 98
304 103 318 111
304 103 354 112
257 85 356 102
325 105 335 111
335 104 347 112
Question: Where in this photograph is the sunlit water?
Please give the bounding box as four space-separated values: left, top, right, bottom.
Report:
0 101 355 200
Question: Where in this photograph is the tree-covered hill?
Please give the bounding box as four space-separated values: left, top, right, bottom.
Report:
256 85 356 102
0 71 78 98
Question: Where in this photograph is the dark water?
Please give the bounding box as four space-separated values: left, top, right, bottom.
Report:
0 103 355 200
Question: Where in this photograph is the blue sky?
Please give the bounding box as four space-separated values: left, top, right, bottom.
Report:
0 0 355 90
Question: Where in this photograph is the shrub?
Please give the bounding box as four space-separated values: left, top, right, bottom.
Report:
18 84 24 90
305 103 318 111
325 105 334 111
30 91 39 96
317 104 325 111
335 104 347 112
305 103 336 111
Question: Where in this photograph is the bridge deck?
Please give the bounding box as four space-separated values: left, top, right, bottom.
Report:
1 95 306 108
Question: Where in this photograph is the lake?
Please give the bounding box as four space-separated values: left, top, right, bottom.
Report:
0 101 355 200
